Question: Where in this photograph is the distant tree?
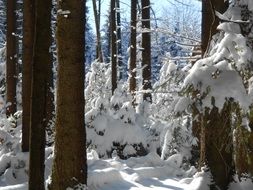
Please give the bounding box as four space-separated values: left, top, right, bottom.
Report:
101 9 111 63
141 0 152 103
21 0 34 152
116 0 123 80
49 0 87 189
6 0 17 117
92 0 103 62
111 0 117 94
28 0 52 189
129 0 137 101
85 6 96 66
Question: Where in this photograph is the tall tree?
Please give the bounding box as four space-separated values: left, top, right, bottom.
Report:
6 0 17 117
141 0 152 102
111 0 117 94
129 0 137 101
191 0 229 166
49 0 87 189
201 0 229 56
92 0 103 62
21 0 35 152
116 0 123 80
28 0 53 189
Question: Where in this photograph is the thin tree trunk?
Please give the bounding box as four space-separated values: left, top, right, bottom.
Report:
49 0 87 189
92 0 103 62
129 0 137 104
106 11 111 63
111 0 117 94
6 0 17 117
28 0 52 189
141 0 152 103
116 0 123 80
22 0 35 152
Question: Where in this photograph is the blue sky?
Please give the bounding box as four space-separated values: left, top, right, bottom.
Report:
86 0 201 31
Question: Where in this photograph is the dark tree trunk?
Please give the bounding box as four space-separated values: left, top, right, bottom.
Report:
201 0 229 56
49 0 87 189
92 0 103 62
28 0 52 189
129 0 137 103
45 62 54 145
234 107 253 178
22 0 35 152
111 0 117 94
191 0 229 167
200 101 234 190
141 0 152 103
106 13 111 63
6 0 17 117
116 0 123 80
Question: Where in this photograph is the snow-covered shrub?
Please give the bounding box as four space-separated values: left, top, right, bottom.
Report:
85 60 111 113
150 60 195 164
0 113 22 156
183 3 253 111
85 61 150 159
161 116 196 161
151 60 187 120
86 87 149 159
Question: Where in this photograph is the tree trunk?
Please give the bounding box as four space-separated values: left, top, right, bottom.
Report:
28 0 52 189
111 0 117 94
201 0 229 56
191 0 229 166
45 62 54 146
49 0 87 189
6 0 17 117
200 101 234 190
106 12 112 63
92 0 103 62
22 0 35 152
129 0 137 104
141 0 152 103
234 107 253 178
116 0 123 80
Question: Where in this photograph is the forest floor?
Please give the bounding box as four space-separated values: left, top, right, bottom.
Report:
0 150 253 190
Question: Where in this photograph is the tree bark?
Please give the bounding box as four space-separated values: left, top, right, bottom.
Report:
22 0 35 152
49 0 87 189
28 0 52 189
200 101 234 190
6 0 17 117
234 107 253 178
111 0 117 94
141 0 152 103
129 0 137 104
201 0 229 56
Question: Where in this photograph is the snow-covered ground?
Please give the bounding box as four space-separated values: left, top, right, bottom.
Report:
0 150 252 190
